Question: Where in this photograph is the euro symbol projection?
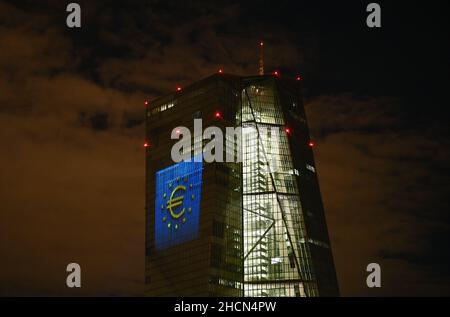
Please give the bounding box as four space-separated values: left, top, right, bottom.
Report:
167 185 186 219
155 160 202 249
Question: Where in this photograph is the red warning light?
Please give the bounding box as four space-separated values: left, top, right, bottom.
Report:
176 86 182 92
285 128 291 135
260 41 264 46
218 69 223 74
273 71 280 77
144 142 150 148
296 76 302 81
308 141 315 147
215 111 222 119
144 100 149 106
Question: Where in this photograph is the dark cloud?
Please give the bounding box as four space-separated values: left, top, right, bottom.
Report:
0 0 449 296
0 1 145 296
306 94 450 296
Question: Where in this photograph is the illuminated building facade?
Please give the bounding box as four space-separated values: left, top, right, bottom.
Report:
145 73 339 296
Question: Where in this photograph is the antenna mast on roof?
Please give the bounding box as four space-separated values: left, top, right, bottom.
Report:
259 41 264 75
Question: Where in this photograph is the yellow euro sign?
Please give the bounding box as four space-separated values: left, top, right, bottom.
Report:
166 185 186 219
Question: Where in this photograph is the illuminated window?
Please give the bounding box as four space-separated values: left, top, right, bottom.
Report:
241 82 316 297
306 164 315 173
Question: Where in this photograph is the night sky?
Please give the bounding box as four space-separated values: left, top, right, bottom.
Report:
1 0 449 296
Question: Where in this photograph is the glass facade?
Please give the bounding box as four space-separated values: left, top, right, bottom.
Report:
240 80 317 296
145 74 339 297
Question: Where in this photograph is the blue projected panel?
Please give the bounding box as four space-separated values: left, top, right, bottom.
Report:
155 160 203 250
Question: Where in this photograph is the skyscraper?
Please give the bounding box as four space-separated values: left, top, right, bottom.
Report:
145 73 339 296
